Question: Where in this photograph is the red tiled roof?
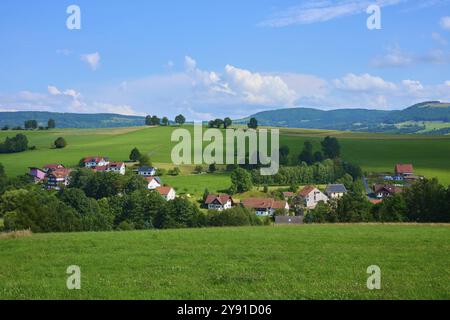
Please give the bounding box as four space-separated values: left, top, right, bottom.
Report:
156 186 173 196
272 200 288 209
205 194 232 205
370 199 383 205
83 156 106 163
299 185 316 197
282 192 295 198
395 164 413 174
108 162 124 168
49 168 72 178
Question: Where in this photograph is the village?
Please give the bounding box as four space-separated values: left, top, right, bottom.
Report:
27 155 422 223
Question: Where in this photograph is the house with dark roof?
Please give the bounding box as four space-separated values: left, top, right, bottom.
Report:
205 194 234 211
135 166 157 177
298 185 328 209
241 198 289 216
146 176 161 190
325 184 347 199
373 184 403 199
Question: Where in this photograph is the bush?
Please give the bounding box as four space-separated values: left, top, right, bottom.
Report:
54 137 67 149
207 207 262 227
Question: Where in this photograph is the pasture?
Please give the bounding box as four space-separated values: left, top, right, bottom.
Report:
0 224 448 299
1 126 450 185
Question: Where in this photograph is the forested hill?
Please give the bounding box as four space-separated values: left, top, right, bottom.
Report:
0 111 145 128
238 101 450 134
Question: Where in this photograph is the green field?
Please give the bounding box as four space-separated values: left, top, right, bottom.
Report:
1 126 450 186
0 224 448 299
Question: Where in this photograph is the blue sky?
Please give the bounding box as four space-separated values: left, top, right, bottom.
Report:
0 0 449 119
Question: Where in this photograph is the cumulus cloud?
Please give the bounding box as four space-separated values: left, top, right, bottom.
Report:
333 73 397 91
372 46 450 67
81 52 101 70
402 80 424 94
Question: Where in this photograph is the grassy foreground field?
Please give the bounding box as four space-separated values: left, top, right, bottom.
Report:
0 224 449 300
1 126 450 185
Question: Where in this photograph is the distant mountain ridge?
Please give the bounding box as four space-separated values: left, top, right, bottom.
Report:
237 101 450 134
1 101 450 134
0 111 145 128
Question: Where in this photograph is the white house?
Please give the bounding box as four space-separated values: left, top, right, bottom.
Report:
298 186 328 209
241 198 289 217
205 194 234 211
136 166 157 177
146 176 161 190
156 186 176 201
83 156 109 168
325 184 347 199
105 162 126 175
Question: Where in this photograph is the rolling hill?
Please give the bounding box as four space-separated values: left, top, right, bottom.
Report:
239 101 450 134
0 111 145 128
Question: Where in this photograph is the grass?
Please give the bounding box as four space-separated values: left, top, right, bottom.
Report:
0 224 448 300
1 125 450 185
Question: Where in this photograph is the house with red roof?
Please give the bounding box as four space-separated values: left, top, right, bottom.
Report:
83 156 110 168
156 186 176 201
395 164 414 178
45 168 72 190
241 198 289 216
298 185 328 209
205 194 234 211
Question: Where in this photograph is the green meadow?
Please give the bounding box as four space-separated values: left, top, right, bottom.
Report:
0 224 448 300
1 126 450 186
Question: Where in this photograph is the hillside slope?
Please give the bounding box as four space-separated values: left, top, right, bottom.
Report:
0 111 145 128
240 101 450 134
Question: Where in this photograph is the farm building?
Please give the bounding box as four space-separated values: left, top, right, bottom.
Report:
325 184 347 199
156 186 176 201
298 186 329 209
205 194 234 211
241 198 289 217
83 156 110 168
45 169 72 190
395 164 414 178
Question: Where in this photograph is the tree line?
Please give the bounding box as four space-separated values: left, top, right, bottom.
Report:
145 114 185 126
0 167 267 233
305 178 450 223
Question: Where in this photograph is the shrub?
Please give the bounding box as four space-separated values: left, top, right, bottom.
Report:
54 137 67 149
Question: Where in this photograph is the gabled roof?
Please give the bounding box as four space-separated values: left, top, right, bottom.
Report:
83 156 108 163
325 184 347 194
145 176 161 184
156 186 173 196
138 166 156 171
298 185 317 197
373 184 403 194
205 194 232 205
395 164 414 174
48 168 72 178
107 162 125 168
272 200 288 209
282 191 295 198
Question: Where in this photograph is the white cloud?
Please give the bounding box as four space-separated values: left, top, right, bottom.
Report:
445 80 450 86
224 65 297 106
441 16 450 30
260 0 406 27
431 32 448 45
402 80 424 93
334 73 397 91
47 85 62 95
81 52 101 70
372 46 450 67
